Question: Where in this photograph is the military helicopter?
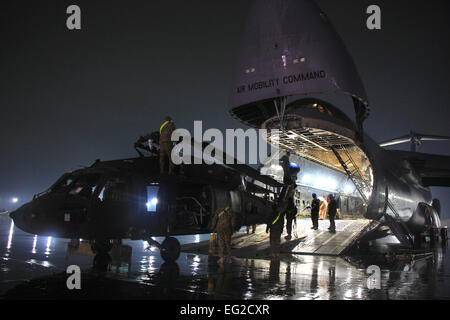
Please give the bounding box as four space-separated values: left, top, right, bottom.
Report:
9 135 299 262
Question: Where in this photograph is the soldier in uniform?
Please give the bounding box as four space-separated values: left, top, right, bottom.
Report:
310 193 320 230
327 194 337 233
284 197 297 240
266 206 284 259
211 205 237 264
159 116 176 175
246 224 256 234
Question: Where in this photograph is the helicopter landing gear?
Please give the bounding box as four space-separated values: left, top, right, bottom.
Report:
160 237 181 262
146 237 181 262
90 239 113 272
93 252 112 272
90 239 113 255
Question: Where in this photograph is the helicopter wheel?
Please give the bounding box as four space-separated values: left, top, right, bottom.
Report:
93 252 112 272
91 239 113 254
160 237 181 262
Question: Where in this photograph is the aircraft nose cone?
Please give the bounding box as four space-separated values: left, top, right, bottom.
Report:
228 0 369 127
9 207 24 227
9 204 32 233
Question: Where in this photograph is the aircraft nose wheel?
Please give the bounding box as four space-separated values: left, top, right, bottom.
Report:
160 237 181 262
90 239 113 254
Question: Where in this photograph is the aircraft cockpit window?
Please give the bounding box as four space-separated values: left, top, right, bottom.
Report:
286 99 353 122
309 103 333 116
146 186 159 212
66 174 102 199
51 176 74 192
98 186 105 201
102 178 128 202
62 178 74 187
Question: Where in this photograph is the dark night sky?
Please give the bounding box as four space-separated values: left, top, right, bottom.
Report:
1 0 449 217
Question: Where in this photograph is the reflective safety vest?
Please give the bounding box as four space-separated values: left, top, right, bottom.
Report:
218 206 231 218
272 212 282 225
160 120 170 134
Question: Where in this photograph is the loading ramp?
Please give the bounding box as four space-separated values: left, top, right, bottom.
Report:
181 218 374 258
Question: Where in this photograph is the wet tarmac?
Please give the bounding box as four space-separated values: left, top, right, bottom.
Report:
1 215 449 300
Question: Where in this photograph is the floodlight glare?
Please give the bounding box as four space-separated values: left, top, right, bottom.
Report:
302 174 313 184
344 184 354 194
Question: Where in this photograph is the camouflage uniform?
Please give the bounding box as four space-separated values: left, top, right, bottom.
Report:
159 119 176 175
211 206 236 264
311 197 320 229
327 194 337 233
246 224 256 234
267 208 284 259
285 200 297 240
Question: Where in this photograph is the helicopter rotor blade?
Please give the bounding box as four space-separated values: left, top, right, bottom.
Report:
379 135 411 147
418 134 450 142
379 133 450 147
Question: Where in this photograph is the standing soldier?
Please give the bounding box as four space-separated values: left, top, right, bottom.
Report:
159 116 176 175
310 193 320 230
266 206 284 259
327 194 337 233
246 224 256 234
284 197 297 240
211 205 236 264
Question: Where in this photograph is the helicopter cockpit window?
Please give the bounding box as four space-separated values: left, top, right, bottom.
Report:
102 177 128 202
146 186 159 212
98 186 105 201
66 174 102 199
51 175 74 192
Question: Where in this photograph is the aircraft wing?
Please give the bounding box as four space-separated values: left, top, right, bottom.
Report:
392 150 450 187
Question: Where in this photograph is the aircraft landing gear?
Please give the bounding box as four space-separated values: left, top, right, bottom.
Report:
90 239 113 272
90 239 113 254
146 237 181 262
93 252 112 272
160 237 181 262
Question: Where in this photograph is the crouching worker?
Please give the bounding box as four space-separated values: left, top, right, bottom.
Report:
211 205 237 264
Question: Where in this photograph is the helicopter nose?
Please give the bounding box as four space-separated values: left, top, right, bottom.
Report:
9 204 32 233
9 207 24 226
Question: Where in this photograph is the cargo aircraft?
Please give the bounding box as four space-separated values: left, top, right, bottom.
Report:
226 0 449 247
10 0 449 263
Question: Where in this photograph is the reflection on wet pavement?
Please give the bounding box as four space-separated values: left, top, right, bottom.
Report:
1 215 449 299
